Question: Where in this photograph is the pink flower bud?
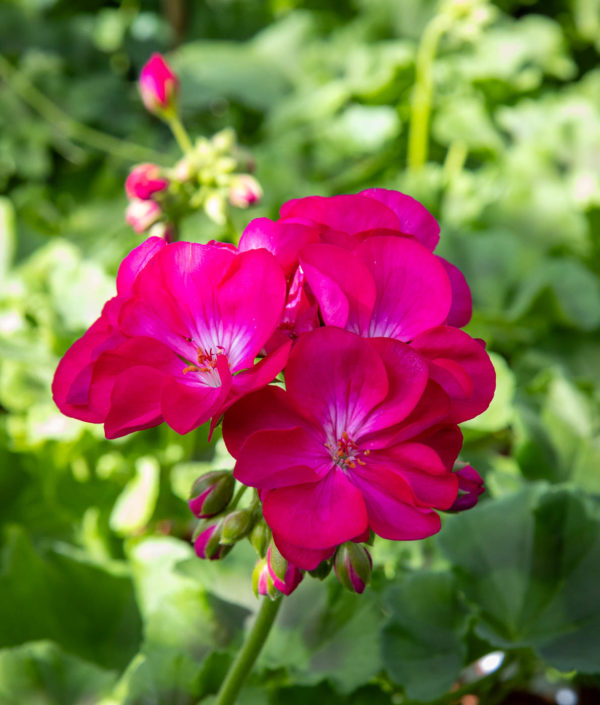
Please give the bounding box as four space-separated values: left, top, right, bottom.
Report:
334 543 372 594
252 558 278 599
125 199 161 233
193 521 231 561
228 175 263 209
139 53 179 116
267 543 303 596
448 464 485 512
188 471 235 519
147 222 175 242
125 163 169 201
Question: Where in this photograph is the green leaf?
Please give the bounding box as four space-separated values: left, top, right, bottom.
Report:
439 484 600 672
0 527 142 670
109 456 160 536
0 196 15 283
381 571 469 701
463 352 515 432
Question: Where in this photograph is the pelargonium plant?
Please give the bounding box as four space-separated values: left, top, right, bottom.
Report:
52 53 495 705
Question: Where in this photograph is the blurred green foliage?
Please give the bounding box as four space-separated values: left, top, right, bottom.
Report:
1 0 600 703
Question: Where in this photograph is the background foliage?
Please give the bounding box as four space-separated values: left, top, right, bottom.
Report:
1 1 599 703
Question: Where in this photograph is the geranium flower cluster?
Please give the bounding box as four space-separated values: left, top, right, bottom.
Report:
53 189 495 598
125 53 262 238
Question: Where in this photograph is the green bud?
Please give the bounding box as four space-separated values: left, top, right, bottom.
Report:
334 543 372 594
249 521 271 558
189 470 235 518
309 558 333 580
220 509 253 545
252 558 278 600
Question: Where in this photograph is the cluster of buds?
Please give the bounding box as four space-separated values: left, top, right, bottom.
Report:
125 53 262 237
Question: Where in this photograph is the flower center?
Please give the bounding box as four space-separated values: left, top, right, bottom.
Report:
182 345 227 386
326 431 369 470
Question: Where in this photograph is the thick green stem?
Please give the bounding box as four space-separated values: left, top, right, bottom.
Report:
167 113 194 156
0 54 162 163
215 596 282 705
407 13 451 172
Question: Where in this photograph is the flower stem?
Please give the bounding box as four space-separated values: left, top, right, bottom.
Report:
167 113 194 156
0 54 163 163
407 13 451 172
215 596 282 705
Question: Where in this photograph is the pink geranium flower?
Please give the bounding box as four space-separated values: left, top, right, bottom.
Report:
223 327 463 570
53 242 290 439
299 236 495 423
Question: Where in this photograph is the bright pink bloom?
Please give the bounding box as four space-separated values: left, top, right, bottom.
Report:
52 237 166 423
139 53 178 115
228 175 263 209
126 199 161 233
125 163 169 201
54 242 289 439
224 327 463 569
448 464 485 511
298 237 494 423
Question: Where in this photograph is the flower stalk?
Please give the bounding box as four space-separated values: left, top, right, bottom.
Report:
215 596 282 705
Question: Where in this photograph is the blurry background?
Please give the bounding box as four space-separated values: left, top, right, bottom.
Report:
1 1 600 704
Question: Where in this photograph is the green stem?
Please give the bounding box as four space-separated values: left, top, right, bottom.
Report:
0 54 163 163
167 113 194 156
215 596 282 705
407 13 451 172
230 484 249 510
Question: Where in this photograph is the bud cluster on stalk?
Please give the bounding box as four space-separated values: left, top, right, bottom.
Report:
125 53 262 238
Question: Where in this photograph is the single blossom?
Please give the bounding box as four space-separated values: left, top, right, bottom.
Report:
125 163 169 201
228 174 263 209
139 53 179 115
53 241 290 439
126 199 161 233
298 236 495 423
224 327 464 570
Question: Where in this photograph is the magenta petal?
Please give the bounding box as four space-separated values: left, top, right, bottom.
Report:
263 469 368 549
104 367 166 439
216 249 287 368
411 326 496 423
299 243 375 332
234 427 325 489
280 194 401 234
438 257 472 327
415 425 464 471
360 188 440 251
272 533 335 571
369 444 459 509
360 338 429 435
351 463 442 540
226 341 291 410
285 327 389 437
223 386 309 458
356 236 452 341
239 217 319 277
161 357 232 435
116 236 166 298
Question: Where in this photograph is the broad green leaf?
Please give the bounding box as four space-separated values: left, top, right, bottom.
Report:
381 571 469 701
0 197 15 283
439 484 600 672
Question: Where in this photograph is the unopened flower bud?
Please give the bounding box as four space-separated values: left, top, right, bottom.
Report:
220 508 253 545
252 558 279 600
147 221 175 242
204 192 227 225
309 558 333 580
211 128 236 153
334 543 372 594
188 471 235 519
267 543 303 596
448 464 485 512
193 520 230 561
174 157 195 182
249 521 271 558
139 53 179 117
125 163 169 201
125 199 161 233
228 175 263 209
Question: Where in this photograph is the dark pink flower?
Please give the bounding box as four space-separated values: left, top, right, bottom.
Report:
448 464 485 511
54 242 290 439
126 199 161 233
139 53 179 115
125 163 169 201
52 237 166 422
223 327 462 569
